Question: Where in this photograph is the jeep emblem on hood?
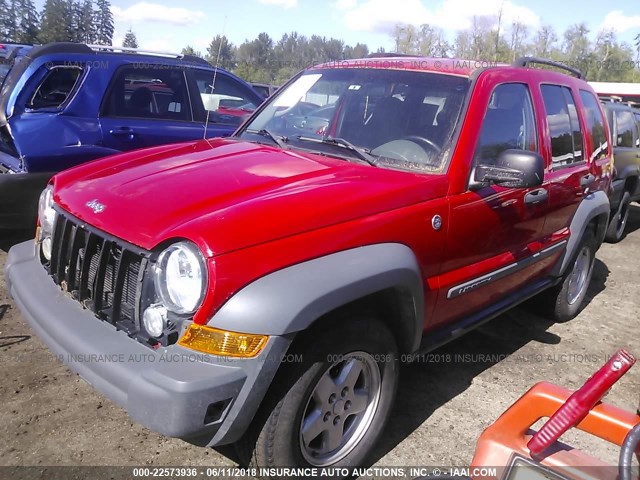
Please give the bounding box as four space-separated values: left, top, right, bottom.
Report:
86 199 105 214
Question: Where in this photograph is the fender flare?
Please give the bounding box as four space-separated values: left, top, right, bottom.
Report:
553 190 610 277
207 243 425 352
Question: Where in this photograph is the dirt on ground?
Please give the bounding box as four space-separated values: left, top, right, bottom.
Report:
0 208 639 476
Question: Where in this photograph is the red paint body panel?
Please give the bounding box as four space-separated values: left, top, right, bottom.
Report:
53 138 447 257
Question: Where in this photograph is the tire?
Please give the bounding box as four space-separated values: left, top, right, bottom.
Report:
605 191 631 243
543 228 597 322
245 315 399 477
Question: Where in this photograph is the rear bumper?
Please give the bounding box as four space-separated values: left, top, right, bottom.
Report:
0 169 51 230
5 241 291 446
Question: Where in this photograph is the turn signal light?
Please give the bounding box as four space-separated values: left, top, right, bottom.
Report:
178 324 268 358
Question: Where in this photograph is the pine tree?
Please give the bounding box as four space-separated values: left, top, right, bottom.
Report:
78 0 95 43
122 29 138 48
39 0 72 43
3 0 18 42
93 0 113 45
68 0 83 42
14 0 40 43
0 0 12 41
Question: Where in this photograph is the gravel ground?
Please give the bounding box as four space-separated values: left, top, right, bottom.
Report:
0 207 638 477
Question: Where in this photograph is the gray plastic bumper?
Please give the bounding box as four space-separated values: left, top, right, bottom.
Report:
5 241 291 446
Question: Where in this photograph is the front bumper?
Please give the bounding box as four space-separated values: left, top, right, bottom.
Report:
5 241 291 446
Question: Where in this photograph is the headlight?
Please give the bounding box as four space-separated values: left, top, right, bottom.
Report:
37 186 56 260
153 241 206 314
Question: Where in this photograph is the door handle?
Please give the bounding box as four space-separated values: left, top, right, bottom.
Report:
109 127 135 140
524 188 548 205
580 174 596 187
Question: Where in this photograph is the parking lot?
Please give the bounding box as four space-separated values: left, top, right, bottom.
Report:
0 207 639 473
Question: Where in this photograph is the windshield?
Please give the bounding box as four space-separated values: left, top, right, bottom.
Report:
239 68 469 172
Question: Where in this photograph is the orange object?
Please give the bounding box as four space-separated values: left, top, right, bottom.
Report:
470 381 640 480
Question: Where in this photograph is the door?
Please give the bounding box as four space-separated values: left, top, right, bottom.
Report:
538 85 594 239
99 65 205 151
432 82 548 327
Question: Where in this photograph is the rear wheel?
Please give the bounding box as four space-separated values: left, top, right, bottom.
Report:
543 229 597 322
605 191 631 243
245 316 398 477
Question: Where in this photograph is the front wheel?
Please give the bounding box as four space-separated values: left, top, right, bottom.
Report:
245 316 399 476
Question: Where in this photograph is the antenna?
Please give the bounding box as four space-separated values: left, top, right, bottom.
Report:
204 17 227 142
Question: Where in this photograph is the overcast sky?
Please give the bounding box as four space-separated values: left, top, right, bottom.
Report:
38 0 640 56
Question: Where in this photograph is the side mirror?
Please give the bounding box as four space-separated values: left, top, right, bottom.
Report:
473 149 544 189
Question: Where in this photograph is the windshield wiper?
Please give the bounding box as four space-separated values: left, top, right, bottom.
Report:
296 136 378 166
245 129 289 149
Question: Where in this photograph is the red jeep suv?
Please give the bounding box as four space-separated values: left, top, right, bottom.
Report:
6 56 612 474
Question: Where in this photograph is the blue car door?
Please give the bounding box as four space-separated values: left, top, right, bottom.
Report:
99 65 210 151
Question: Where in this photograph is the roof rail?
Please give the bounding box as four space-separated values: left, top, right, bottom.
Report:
86 44 210 65
513 56 584 80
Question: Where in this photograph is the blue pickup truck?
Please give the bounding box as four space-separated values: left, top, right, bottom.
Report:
0 42 262 230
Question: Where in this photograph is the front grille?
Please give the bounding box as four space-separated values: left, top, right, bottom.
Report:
47 209 148 335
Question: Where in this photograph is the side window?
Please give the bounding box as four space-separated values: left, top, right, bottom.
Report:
614 110 636 148
28 66 82 109
579 90 609 161
102 67 192 121
193 70 257 126
474 83 537 164
541 85 584 168
635 113 640 148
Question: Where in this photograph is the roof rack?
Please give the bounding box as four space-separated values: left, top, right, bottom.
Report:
367 52 418 58
513 56 584 80
86 44 210 65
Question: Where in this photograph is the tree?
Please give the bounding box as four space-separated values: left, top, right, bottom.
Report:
93 0 113 45
562 23 590 62
206 35 235 70
2 0 18 41
181 45 203 58
343 42 369 59
122 28 138 48
635 33 640 62
532 25 558 58
0 0 10 40
273 32 305 80
76 0 95 43
39 0 72 42
67 0 84 42
591 29 637 82
235 32 274 82
15 0 40 43
509 21 529 62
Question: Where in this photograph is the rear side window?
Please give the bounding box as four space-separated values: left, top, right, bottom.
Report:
615 109 636 148
579 90 609 161
474 83 537 164
102 67 192 121
540 85 584 167
28 66 82 109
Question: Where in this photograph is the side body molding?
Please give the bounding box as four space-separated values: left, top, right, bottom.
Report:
553 190 610 277
208 243 425 352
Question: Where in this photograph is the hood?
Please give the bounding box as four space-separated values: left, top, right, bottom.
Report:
54 138 446 256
